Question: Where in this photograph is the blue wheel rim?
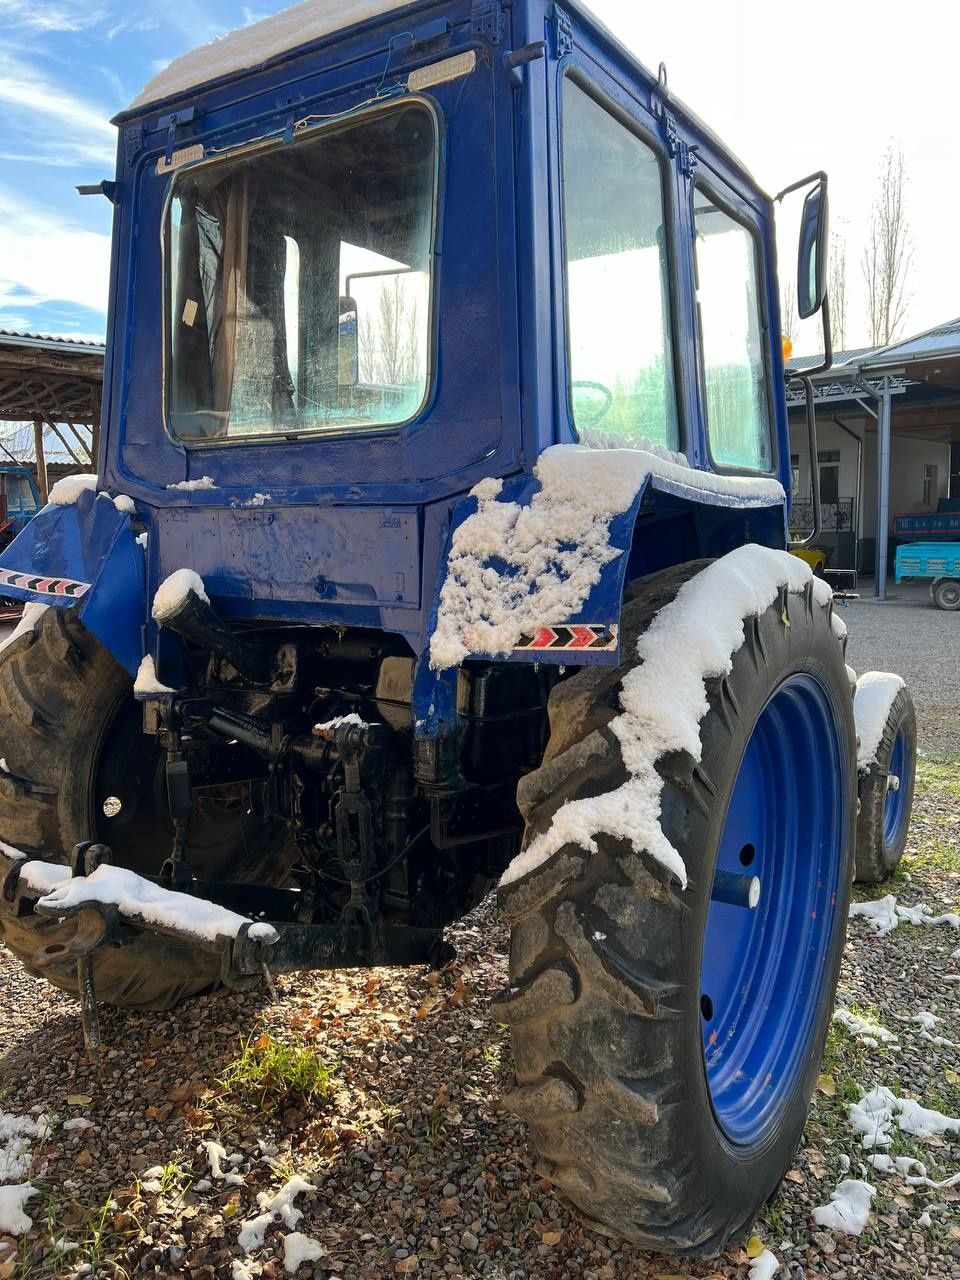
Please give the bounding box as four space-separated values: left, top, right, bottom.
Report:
700 674 846 1146
882 724 909 851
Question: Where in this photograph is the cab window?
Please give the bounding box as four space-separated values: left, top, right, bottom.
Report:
562 78 679 450
693 192 772 471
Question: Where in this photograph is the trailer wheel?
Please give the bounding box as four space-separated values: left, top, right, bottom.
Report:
854 685 916 884
0 606 296 1009
933 579 960 611
494 560 856 1255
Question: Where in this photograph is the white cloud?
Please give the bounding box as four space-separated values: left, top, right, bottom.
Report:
0 52 116 168
0 0 106 32
0 186 110 318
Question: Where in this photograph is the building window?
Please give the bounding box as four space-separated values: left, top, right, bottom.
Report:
923 464 938 508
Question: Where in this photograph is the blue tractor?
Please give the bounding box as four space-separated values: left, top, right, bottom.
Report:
0 0 916 1254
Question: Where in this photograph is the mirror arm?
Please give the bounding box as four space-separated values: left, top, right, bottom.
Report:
788 374 822 549
774 171 828 202
797 292 833 379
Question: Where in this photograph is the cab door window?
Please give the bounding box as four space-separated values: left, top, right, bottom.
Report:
693 192 772 471
562 78 679 450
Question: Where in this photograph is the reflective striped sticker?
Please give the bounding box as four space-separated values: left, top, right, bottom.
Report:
0 568 90 598
514 624 618 652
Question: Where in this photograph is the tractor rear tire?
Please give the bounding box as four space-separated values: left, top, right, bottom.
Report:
494 559 856 1255
854 685 917 884
0 606 294 1010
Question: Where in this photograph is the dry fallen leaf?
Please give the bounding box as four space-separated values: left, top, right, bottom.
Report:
785 1169 805 1185
946 1068 960 1085
395 1256 419 1274
541 1231 562 1245
817 1073 836 1097
141 1057 156 1069
745 1236 765 1259
66 1094 92 1106
0 1261 15 1279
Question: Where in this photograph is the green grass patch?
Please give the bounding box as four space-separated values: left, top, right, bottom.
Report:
218 1031 335 1113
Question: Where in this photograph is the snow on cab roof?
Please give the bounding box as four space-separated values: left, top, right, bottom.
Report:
127 0 419 111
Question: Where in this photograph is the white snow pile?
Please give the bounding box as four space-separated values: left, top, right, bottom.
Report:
131 0 419 109
165 476 217 491
747 1249 781 1280
849 894 960 936
313 713 367 733
242 493 272 508
30 862 278 945
849 1086 960 1150
237 1176 316 1253
283 1231 328 1273
501 544 830 888
430 443 785 670
833 1008 898 1047
867 1153 960 1190
105 493 136 514
854 672 905 768
61 1118 94 1133
47 473 98 506
17 859 74 896
0 1110 49 1236
134 655 175 696
0 602 49 655
203 1140 245 1186
152 568 209 621
811 1178 876 1235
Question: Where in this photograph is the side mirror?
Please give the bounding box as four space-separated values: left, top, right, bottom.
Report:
797 179 829 319
338 295 359 387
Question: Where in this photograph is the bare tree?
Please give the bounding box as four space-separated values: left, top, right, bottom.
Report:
829 230 848 352
359 276 422 386
862 146 913 347
780 282 798 346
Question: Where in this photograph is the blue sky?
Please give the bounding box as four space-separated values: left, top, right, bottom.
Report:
1 0 958 349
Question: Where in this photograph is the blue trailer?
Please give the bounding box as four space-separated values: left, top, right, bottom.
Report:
896 541 960 609
0 0 916 1255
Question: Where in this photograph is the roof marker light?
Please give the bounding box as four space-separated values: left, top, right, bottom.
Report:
407 51 477 93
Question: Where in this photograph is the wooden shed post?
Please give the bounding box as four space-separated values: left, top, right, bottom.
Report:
33 417 49 504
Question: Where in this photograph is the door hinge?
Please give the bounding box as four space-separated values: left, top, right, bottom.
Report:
653 96 698 179
471 0 505 45
551 5 574 58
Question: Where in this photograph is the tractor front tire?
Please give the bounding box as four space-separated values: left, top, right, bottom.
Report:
854 684 917 884
0 606 292 1010
494 560 857 1255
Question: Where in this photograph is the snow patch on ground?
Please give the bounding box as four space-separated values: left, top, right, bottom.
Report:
203 1140 245 1186
34 863 278 945
747 1249 781 1280
849 894 960 936
0 1182 38 1235
811 1179 875 1234
237 1176 316 1253
833 1008 898 1046
48 473 98 506
867 1153 960 1189
152 569 209 621
134 655 175 696
849 1086 960 1149
61 1118 94 1132
165 476 217 491
283 1231 328 1272
854 672 905 768
430 444 785 670
501 545 827 888
0 602 48 654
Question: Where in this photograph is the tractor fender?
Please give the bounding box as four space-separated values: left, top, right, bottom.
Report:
425 460 787 670
0 488 144 676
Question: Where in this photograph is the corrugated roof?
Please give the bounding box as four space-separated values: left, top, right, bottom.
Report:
0 330 105 355
788 347 872 374
861 317 960 368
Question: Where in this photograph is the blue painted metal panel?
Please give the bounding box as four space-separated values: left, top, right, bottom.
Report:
0 492 144 675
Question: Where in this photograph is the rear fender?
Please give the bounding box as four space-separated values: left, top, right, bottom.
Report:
0 489 144 675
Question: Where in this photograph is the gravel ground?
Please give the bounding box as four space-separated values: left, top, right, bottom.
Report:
0 601 958 1280
842 588 960 756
